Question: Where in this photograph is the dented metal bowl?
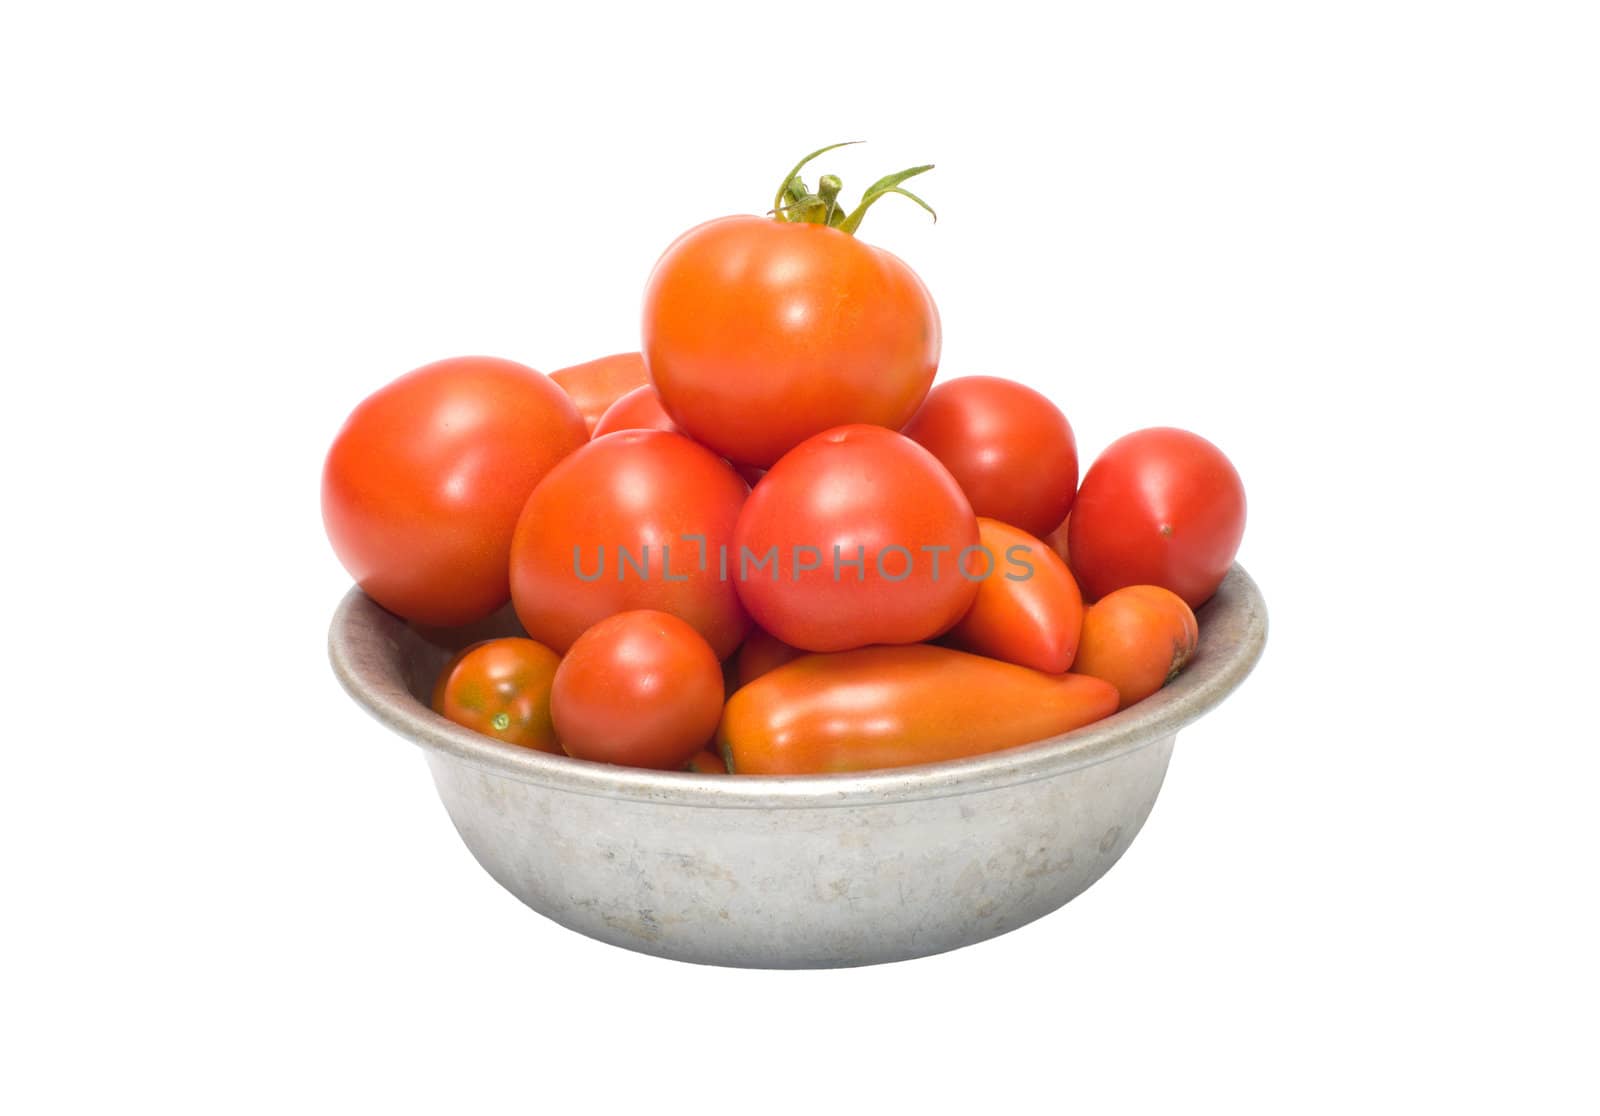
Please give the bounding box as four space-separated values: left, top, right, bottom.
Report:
329 565 1266 968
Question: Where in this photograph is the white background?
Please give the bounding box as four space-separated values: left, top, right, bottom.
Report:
3 1 1596 1111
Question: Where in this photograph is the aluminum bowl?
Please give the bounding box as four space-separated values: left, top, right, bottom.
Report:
329 565 1266 968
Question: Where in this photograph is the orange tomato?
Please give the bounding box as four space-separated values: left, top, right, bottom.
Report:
1072 585 1199 709
550 352 650 436
946 518 1084 673
686 750 728 774
431 638 562 753
718 644 1118 774
592 384 682 439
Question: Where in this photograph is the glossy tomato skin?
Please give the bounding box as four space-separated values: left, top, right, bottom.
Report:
591 384 682 438
718 645 1119 775
550 610 724 770
900 376 1079 538
550 352 649 436
644 216 940 467
732 425 980 653
322 356 587 626
509 430 750 658
945 518 1085 673
431 638 562 753
1073 585 1199 709
1068 428 1246 607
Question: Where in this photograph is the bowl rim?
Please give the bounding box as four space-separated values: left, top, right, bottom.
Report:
328 564 1267 810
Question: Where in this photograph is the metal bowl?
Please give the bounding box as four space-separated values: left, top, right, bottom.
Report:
329 565 1266 968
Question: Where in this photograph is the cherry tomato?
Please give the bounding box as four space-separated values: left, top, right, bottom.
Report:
686 750 728 774
509 429 749 658
901 375 1079 538
945 518 1084 673
733 425 979 652
322 355 587 626
1072 585 1199 709
431 638 561 753
734 627 803 688
644 216 939 467
719 645 1119 775
1068 428 1246 607
551 610 724 769
549 352 649 436
592 384 681 439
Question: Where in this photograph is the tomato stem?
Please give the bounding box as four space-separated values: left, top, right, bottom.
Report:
769 143 936 236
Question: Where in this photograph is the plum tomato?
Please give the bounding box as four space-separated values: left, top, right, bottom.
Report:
431 638 562 753
591 384 682 439
1072 585 1199 709
509 429 750 658
732 424 980 653
900 375 1079 538
1068 428 1246 606
322 355 587 626
549 352 649 436
551 610 724 769
945 518 1084 673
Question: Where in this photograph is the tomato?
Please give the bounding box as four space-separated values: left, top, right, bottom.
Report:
509 429 750 658
732 425 980 652
643 217 939 467
1068 428 1246 606
945 518 1084 673
718 645 1118 774
431 638 562 753
549 352 649 436
901 375 1079 538
551 610 724 769
322 355 587 626
591 384 681 439
734 627 803 688
1073 585 1199 709
686 750 728 774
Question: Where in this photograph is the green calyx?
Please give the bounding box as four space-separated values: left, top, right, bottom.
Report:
770 142 936 235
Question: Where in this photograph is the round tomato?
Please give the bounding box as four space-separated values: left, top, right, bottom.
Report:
549 352 649 435
643 216 939 467
591 384 681 439
509 429 750 658
733 424 979 652
1068 428 1246 607
901 375 1079 538
431 638 562 753
944 518 1084 673
550 610 724 769
322 355 587 626
1073 585 1199 709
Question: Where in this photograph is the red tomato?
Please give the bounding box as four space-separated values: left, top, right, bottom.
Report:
592 384 681 439
1068 428 1246 607
734 627 803 688
1073 585 1199 709
733 425 979 652
322 356 587 626
945 518 1084 673
549 352 649 436
550 610 724 769
509 430 750 658
901 375 1079 538
431 638 562 753
643 216 939 467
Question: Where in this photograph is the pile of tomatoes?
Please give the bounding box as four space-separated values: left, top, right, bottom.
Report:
323 146 1247 776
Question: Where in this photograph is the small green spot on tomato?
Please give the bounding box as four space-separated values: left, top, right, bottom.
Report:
492 712 511 731
1159 523 1174 537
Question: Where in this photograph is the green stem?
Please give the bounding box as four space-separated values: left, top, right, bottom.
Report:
768 144 936 236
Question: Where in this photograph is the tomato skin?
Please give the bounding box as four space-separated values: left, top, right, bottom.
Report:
643 216 940 467
732 425 980 653
550 352 649 436
945 518 1085 673
431 638 562 753
900 376 1079 538
734 627 803 688
718 645 1119 774
551 610 724 769
591 384 682 439
1068 428 1246 607
1072 585 1199 709
509 430 750 658
686 750 728 774
322 356 587 626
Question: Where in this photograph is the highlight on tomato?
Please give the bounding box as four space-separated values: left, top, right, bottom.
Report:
432 638 562 753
